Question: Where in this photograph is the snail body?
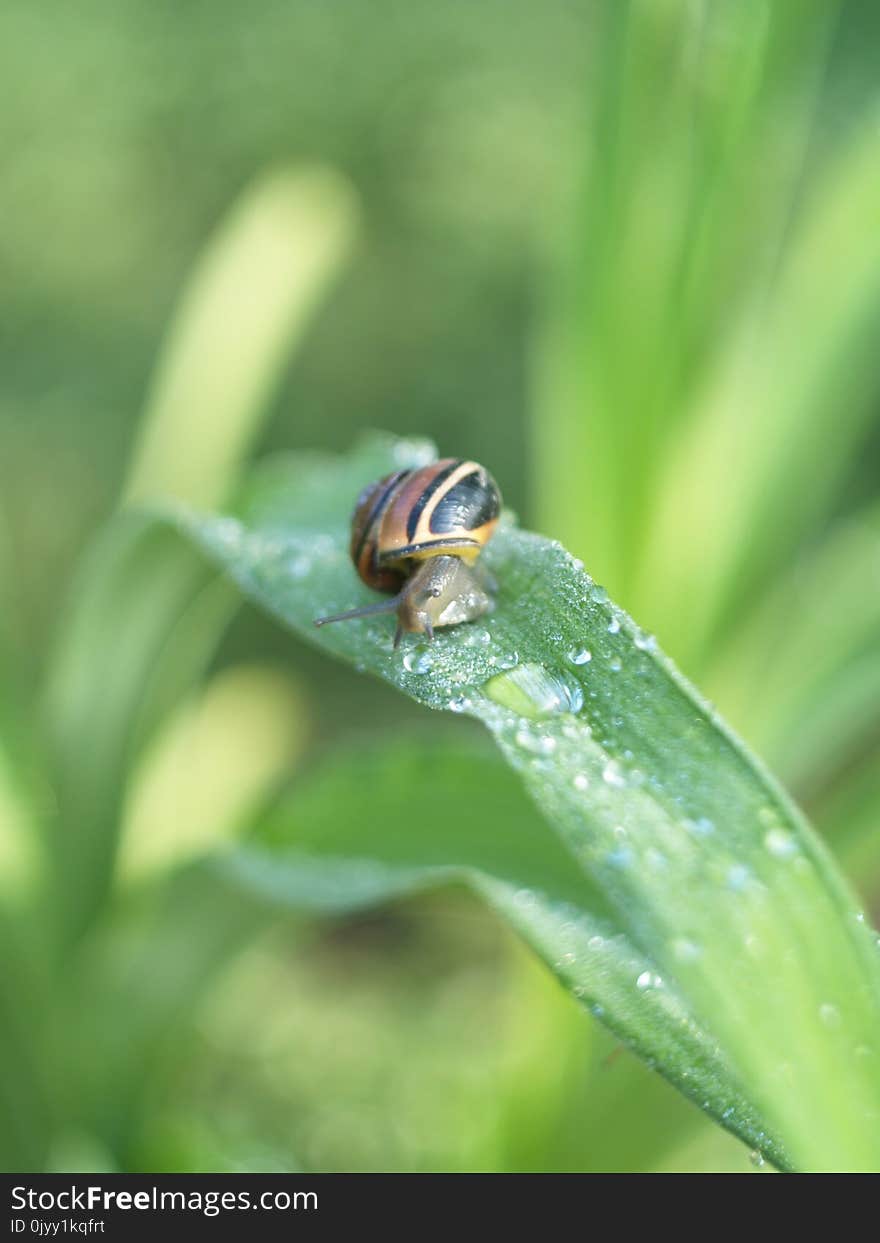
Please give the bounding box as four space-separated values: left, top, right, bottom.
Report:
315 458 501 647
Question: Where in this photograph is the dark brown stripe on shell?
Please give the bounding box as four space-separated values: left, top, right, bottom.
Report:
405 459 463 541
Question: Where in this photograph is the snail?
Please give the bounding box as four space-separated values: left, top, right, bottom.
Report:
315 458 501 648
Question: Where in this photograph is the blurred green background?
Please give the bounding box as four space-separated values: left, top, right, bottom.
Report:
1 0 879 1172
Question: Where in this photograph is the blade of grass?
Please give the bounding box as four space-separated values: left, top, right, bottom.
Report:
640 120 880 663
44 517 227 940
707 499 880 793
164 431 880 1170
124 166 358 510
532 1 837 611
45 165 358 940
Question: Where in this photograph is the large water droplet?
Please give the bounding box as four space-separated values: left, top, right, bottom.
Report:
567 647 592 665
484 662 584 718
636 970 662 992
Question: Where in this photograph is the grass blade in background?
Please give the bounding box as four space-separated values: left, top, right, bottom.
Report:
641 121 880 663
124 166 358 509
119 664 308 885
45 166 359 941
165 432 880 1171
708 499 880 796
54 862 275 1168
532 2 834 606
531 0 880 686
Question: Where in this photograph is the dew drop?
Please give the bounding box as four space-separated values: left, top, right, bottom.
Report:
590 585 609 604
609 657 622 672
213 517 244 548
602 760 627 788
403 649 434 675
684 816 715 838
764 827 797 859
573 773 589 792
514 728 557 756
634 630 658 653
727 864 750 892
636 970 662 991
672 938 702 963
447 695 470 713
567 647 592 665
607 617 621 635
749 1150 766 1169
288 553 312 579
819 1002 841 1029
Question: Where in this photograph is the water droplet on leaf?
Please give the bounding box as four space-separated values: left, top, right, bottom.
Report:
403 649 434 675
484 662 583 718
602 760 626 788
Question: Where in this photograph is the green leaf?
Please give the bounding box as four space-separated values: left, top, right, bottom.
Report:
168 432 880 1172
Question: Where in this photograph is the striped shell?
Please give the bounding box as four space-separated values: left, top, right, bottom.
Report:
350 458 501 592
